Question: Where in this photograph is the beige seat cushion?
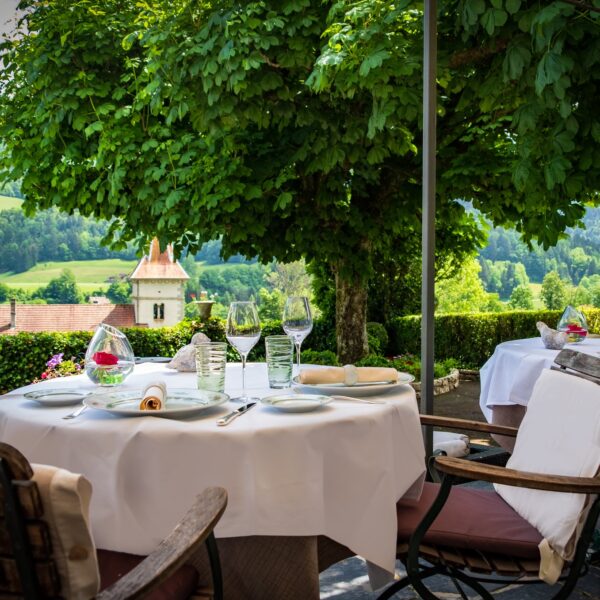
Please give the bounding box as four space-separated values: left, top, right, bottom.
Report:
32 464 100 600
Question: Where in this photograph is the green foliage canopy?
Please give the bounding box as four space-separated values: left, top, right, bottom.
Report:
2 0 600 359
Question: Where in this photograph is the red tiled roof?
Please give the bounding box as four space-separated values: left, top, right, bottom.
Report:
0 304 138 334
130 238 189 281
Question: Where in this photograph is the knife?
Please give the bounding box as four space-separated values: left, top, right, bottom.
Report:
217 402 257 427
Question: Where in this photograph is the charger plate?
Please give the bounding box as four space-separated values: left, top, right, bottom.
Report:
261 394 332 413
84 388 229 418
291 372 415 397
24 389 93 407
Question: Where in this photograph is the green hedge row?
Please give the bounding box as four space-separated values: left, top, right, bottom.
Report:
2 309 598 393
388 308 600 367
0 317 333 394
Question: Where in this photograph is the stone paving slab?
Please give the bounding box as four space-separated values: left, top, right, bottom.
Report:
320 556 600 599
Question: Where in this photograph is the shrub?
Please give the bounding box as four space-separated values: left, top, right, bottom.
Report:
388 308 600 367
367 322 389 355
356 353 457 381
301 349 340 366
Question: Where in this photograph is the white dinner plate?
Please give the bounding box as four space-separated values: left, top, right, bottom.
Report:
291 372 415 397
84 389 229 418
261 394 332 413
24 389 93 407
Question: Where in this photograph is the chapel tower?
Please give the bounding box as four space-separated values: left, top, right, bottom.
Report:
129 238 189 328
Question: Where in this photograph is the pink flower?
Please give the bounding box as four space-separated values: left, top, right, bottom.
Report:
93 351 119 366
41 373 47 379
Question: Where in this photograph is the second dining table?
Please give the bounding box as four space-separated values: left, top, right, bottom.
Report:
0 361 426 598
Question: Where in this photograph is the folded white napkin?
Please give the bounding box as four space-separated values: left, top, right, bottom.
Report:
433 431 470 458
298 366 398 386
140 381 167 411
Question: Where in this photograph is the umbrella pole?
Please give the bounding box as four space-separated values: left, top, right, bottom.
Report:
421 0 437 460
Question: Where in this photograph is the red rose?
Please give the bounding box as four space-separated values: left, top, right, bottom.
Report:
566 324 587 336
93 351 119 365
41 372 47 379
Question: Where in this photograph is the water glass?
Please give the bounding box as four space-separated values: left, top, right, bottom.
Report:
265 335 294 389
196 342 227 393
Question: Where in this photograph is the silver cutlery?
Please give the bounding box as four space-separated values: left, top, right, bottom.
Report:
330 395 387 405
63 404 88 420
217 402 257 426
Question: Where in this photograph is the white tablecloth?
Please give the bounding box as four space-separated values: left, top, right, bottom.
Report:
0 363 425 577
479 337 600 421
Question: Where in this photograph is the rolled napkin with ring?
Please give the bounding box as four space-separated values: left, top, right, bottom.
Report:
298 365 398 386
140 381 167 411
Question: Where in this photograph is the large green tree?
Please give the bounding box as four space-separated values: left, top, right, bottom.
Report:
1 0 600 361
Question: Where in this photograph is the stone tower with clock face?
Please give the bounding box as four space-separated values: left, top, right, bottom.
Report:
129 239 189 328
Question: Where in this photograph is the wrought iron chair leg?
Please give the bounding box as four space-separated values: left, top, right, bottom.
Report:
205 532 223 600
449 574 471 600
376 565 441 600
376 575 413 600
447 569 496 600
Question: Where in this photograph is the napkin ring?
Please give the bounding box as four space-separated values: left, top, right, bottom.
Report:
343 365 358 386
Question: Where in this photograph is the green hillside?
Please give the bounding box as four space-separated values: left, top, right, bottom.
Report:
0 259 137 293
0 195 23 211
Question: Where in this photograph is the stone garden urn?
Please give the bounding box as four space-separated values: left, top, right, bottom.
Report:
194 300 214 321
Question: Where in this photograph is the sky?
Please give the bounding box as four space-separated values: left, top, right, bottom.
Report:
0 1 20 38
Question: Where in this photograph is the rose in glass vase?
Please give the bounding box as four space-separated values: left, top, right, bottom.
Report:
557 305 588 344
85 324 135 386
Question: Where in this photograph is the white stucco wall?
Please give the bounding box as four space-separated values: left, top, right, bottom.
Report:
131 280 185 328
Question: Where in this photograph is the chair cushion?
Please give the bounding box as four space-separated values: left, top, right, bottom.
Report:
97 549 198 600
397 481 543 559
494 369 600 568
32 464 100 600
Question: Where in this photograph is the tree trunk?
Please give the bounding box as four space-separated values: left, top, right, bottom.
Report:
335 270 369 364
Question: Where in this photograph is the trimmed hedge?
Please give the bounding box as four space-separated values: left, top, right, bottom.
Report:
2 308 598 393
389 308 600 367
0 316 334 394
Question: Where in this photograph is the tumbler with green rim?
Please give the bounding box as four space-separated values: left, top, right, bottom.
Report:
265 335 294 389
196 342 227 393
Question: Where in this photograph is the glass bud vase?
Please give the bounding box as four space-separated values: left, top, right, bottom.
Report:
85 323 135 386
557 305 588 344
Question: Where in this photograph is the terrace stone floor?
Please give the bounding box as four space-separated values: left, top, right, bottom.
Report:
319 381 600 599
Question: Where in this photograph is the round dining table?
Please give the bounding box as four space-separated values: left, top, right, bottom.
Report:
0 362 425 598
479 336 600 423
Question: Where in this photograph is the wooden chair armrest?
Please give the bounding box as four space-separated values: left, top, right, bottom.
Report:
420 414 518 437
96 487 227 600
435 456 600 494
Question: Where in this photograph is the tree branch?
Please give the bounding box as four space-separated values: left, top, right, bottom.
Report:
561 0 600 13
260 53 281 69
449 39 508 69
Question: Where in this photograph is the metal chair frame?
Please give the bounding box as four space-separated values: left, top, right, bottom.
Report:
378 349 600 599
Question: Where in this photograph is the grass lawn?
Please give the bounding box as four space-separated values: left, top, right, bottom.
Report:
529 283 544 309
0 259 138 293
0 195 23 211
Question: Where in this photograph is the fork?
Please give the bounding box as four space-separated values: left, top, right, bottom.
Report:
331 395 387 405
62 404 88 420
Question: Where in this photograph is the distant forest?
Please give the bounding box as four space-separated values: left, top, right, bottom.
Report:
0 207 254 273
1 198 599 300
478 208 600 298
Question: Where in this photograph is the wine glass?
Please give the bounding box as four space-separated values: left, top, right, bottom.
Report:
226 301 261 403
282 296 313 375
85 323 135 386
